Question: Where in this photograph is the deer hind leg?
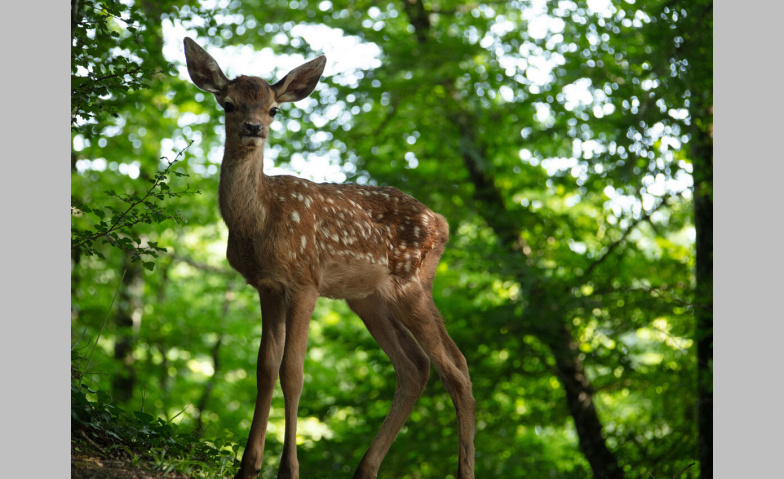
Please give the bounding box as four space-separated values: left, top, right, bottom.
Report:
347 294 431 479
394 286 476 479
277 287 319 479
237 289 288 479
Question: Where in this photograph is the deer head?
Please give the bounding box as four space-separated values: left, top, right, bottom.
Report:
183 37 326 150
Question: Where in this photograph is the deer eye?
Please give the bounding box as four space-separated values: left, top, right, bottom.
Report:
270 107 280 117
223 101 235 113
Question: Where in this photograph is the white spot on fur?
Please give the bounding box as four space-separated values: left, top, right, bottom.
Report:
291 211 300 223
258 205 267 223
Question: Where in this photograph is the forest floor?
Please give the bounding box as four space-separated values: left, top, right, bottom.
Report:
71 454 190 479
71 425 192 479
71 368 241 479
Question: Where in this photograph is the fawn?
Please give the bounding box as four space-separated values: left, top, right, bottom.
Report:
184 37 475 479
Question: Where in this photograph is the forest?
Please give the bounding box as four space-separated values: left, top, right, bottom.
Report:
70 0 713 477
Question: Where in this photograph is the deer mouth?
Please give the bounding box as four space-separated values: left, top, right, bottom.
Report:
240 134 266 146
240 131 266 139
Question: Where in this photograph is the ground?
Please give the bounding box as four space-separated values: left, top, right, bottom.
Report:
71 419 198 479
71 454 190 479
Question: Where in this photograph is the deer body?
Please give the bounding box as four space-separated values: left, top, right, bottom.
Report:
184 37 475 479
222 169 447 299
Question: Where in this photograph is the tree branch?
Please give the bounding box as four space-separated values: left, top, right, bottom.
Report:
401 0 431 44
582 194 672 279
167 253 233 275
71 141 193 251
71 66 144 93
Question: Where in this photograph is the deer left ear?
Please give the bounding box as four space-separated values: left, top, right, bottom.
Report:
272 56 327 103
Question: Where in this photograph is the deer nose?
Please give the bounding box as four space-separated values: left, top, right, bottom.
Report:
242 122 263 136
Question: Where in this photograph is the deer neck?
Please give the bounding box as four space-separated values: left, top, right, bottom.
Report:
218 145 268 235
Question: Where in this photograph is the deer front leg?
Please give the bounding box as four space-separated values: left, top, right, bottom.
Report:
277 288 318 479
236 290 287 479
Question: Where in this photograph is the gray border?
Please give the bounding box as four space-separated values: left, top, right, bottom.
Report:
716 1 782 477
3 0 70 475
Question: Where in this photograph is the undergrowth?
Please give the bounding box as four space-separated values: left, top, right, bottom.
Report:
71 348 241 479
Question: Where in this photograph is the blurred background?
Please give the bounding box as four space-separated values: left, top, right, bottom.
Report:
70 0 712 477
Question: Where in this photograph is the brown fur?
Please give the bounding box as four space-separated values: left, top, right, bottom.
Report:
183 37 475 479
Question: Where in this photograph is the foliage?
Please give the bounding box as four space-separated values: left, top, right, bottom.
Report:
71 0 167 134
72 351 241 478
71 142 196 269
71 1 711 478
71 0 208 269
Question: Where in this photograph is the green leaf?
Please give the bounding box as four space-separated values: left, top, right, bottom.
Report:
133 411 155 424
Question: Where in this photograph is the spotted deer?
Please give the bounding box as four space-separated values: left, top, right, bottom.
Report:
183 37 475 479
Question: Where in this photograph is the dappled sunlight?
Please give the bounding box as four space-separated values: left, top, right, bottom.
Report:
187 357 216 377
297 417 335 444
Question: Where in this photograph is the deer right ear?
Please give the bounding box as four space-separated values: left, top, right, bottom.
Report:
183 37 229 94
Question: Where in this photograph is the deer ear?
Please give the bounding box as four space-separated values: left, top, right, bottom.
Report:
272 56 326 103
183 37 229 94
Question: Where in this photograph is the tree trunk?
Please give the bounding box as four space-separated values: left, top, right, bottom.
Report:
692 113 713 479
71 152 81 299
680 3 713 474
71 0 80 45
112 257 144 403
195 282 235 436
453 111 624 478
542 320 625 479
